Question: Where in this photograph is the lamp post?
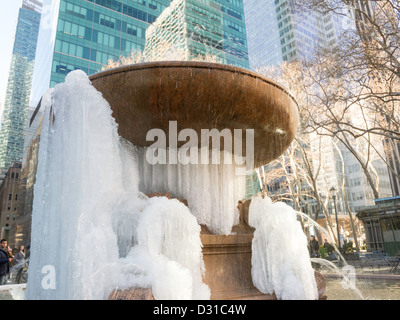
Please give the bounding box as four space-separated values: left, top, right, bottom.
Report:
329 186 341 251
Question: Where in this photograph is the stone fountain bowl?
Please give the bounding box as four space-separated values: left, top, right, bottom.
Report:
89 61 299 168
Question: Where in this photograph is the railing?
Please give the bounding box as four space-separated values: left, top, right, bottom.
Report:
355 251 400 274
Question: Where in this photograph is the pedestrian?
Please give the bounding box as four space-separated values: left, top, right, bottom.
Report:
323 239 330 247
14 245 25 268
309 235 320 258
8 246 15 267
0 239 10 285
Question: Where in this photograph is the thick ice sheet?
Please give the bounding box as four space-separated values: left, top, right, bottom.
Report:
25 70 209 300
249 196 318 300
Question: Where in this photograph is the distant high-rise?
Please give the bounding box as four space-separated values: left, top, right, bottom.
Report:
243 0 373 70
243 0 393 221
30 0 249 110
144 0 249 68
243 0 329 69
30 0 174 109
0 0 42 182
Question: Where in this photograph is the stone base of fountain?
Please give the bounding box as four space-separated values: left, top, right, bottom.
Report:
201 200 327 300
199 200 275 300
107 196 327 300
108 288 155 300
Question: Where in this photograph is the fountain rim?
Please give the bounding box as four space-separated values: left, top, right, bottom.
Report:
89 60 298 106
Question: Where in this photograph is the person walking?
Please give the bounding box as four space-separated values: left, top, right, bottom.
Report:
309 235 320 258
14 245 25 267
0 239 10 285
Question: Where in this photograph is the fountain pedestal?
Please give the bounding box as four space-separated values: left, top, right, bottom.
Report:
200 200 327 300
199 200 275 300
201 233 275 300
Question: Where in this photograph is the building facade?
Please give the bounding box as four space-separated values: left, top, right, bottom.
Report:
30 0 249 109
9 122 42 248
242 0 374 70
31 0 173 108
357 196 400 256
144 0 249 68
243 0 327 69
0 162 23 242
0 0 42 182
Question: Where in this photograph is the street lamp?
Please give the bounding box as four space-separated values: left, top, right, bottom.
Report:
329 186 341 251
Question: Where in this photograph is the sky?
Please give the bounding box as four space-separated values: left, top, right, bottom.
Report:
0 0 23 108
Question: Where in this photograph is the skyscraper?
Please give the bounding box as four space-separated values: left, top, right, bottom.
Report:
243 0 329 69
242 0 373 70
30 0 173 109
30 0 249 109
0 0 42 182
144 0 249 68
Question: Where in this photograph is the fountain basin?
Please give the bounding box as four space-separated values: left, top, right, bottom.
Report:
89 61 299 168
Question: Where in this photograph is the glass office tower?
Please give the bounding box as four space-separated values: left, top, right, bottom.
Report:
49 0 174 87
243 0 374 70
30 0 249 109
0 0 42 182
243 0 328 70
144 0 249 68
31 0 173 108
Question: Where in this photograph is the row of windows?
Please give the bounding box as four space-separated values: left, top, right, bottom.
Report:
84 0 158 23
54 37 142 63
63 0 247 28
225 20 245 34
61 1 149 36
223 0 244 10
8 193 18 201
57 21 145 55
10 172 19 179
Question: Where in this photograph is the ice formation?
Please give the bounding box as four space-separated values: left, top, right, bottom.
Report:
249 196 318 300
135 147 245 235
25 69 316 300
25 70 209 300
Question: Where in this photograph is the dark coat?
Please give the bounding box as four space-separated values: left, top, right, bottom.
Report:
0 248 10 275
309 239 320 257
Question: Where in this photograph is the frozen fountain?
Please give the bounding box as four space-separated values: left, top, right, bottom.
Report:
24 61 324 300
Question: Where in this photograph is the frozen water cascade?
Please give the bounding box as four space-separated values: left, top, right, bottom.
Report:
24 69 317 300
249 196 318 300
25 70 209 300
134 147 245 235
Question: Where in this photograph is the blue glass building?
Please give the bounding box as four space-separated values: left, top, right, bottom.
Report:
0 0 42 181
31 0 249 108
144 0 249 69
243 0 374 70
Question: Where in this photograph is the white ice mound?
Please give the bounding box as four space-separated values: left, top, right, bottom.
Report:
119 196 210 300
26 70 209 300
249 196 318 300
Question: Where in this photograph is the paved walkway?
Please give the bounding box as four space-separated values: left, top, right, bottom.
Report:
320 258 400 280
